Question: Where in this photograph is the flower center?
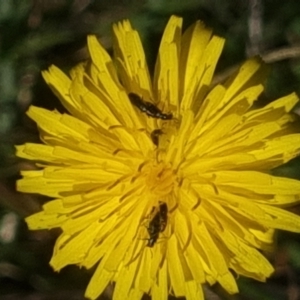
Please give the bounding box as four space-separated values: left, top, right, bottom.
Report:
143 162 176 198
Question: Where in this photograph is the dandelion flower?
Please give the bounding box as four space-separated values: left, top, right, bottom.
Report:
17 16 300 300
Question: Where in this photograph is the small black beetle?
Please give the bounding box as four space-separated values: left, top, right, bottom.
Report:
146 202 168 247
128 93 172 120
150 129 163 146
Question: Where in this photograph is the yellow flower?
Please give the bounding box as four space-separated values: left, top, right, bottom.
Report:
17 15 300 300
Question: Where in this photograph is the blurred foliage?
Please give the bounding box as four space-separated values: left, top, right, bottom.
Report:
1 0 300 299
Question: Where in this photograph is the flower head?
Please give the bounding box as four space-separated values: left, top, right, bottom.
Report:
17 16 300 300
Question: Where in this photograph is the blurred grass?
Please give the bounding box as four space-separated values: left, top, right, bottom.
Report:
1 0 300 299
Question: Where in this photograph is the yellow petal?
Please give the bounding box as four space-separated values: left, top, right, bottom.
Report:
26 210 66 229
42 65 78 114
152 260 168 300
180 21 224 112
185 280 204 300
154 16 182 111
217 229 274 280
50 221 99 268
167 234 185 296
223 57 268 101
212 170 300 195
85 263 113 300
113 20 153 99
